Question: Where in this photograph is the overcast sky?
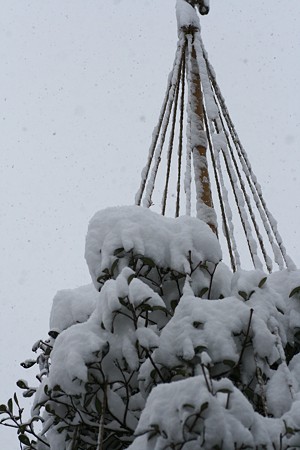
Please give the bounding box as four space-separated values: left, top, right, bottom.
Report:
1 1 300 447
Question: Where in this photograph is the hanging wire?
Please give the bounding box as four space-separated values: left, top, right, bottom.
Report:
203 106 237 271
136 35 186 209
184 33 194 217
176 47 186 218
135 12 295 273
199 37 295 270
215 113 273 273
135 35 185 206
161 56 182 215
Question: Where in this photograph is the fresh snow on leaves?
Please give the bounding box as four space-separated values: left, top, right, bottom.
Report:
4 205 300 449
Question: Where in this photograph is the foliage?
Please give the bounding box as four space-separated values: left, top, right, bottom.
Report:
2 245 300 449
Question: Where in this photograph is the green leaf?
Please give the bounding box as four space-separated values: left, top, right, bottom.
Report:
182 403 195 411
23 389 36 398
110 258 119 275
20 359 36 369
119 297 129 307
217 388 232 394
258 277 267 288
238 291 248 301
45 404 54 414
194 345 207 354
102 342 110 358
171 270 185 280
150 369 156 380
52 385 61 392
95 397 102 415
0 404 7 413
139 304 153 312
223 359 236 368
97 274 109 283
147 430 159 440
199 287 208 297
283 420 295 435
289 286 300 298
48 330 59 339
84 393 94 409
13 393 19 408
141 257 156 268
140 297 151 305
19 425 26 434
17 380 28 390
18 434 31 446
170 299 178 311
7 398 13 413
127 274 135 285
32 339 41 352
152 305 169 314
200 402 209 413
193 321 204 329
113 247 125 257
294 329 300 341
172 368 186 376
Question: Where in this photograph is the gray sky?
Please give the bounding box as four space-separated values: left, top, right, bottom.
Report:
1 1 300 446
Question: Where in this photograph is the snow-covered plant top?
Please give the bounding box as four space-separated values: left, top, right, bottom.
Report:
2 205 300 449
85 205 221 290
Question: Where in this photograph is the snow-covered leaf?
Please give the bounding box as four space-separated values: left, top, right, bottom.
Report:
289 286 300 298
258 277 267 288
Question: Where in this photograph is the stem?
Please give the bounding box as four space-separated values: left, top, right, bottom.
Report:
201 364 212 394
237 308 253 366
146 351 165 383
97 385 107 450
207 262 218 299
225 392 231 410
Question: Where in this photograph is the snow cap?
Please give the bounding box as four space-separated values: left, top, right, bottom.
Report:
85 205 222 289
176 0 200 32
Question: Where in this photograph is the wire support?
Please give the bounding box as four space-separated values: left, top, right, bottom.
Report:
142 35 186 209
135 22 294 273
203 109 237 272
135 35 186 207
214 113 273 273
176 50 186 218
161 56 182 215
199 37 295 271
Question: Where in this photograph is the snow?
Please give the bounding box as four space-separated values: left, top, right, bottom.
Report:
48 320 107 394
266 364 294 417
50 284 98 332
136 34 186 210
127 376 274 450
19 205 300 448
140 270 287 392
176 0 200 31
85 205 222 289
